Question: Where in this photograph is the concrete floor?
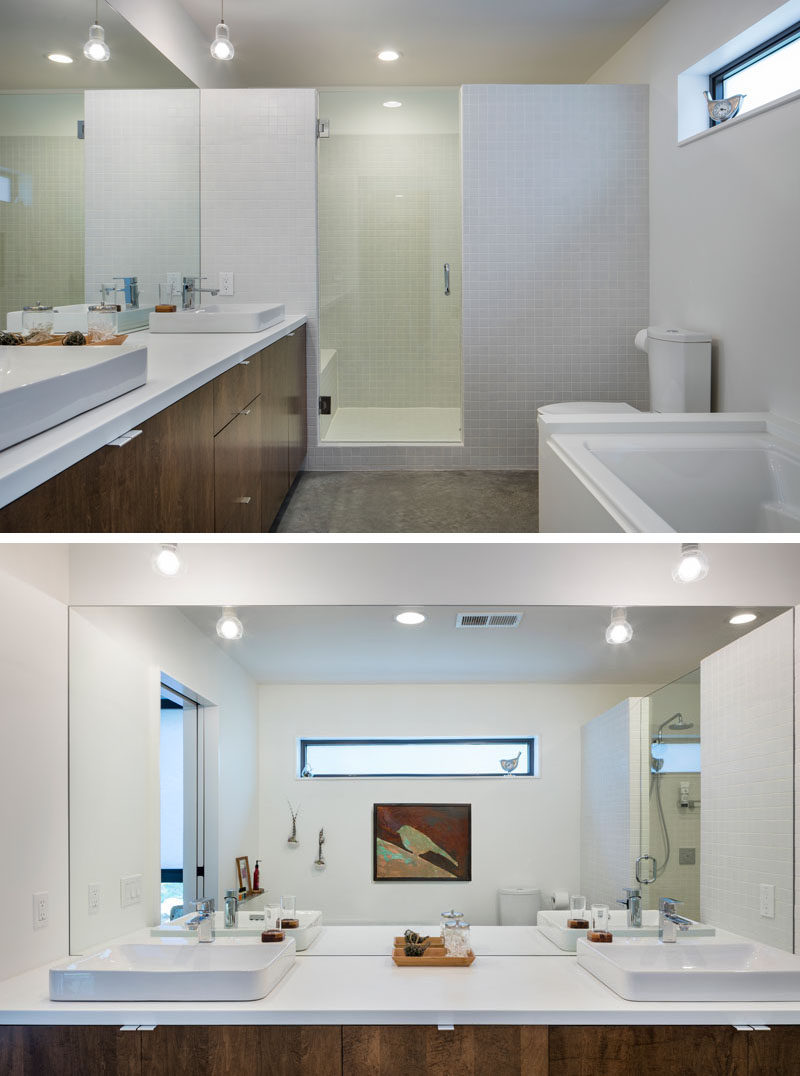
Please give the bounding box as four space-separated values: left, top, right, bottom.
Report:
276 470 539 533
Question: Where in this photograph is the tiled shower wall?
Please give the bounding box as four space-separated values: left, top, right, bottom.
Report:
700 610 795 952
84 91 200 306
0 136 84 326
307 83 649 470
318 133 461 409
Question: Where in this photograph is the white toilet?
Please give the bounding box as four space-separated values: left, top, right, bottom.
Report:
537 325 712 462
498 887 541 925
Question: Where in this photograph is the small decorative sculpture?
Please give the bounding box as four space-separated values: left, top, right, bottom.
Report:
404 929 430 945
704 90 745 124
403 940 431 957
500 750 521 774
287 802 300 845
314 828 326 867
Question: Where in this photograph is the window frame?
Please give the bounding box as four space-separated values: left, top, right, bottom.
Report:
708 18 800 109
298 736 538 779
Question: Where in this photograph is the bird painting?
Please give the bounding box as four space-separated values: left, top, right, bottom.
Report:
500 751 521 774
704 90 745 123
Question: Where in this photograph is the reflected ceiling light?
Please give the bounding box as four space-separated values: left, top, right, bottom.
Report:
216 608 244 640
729 612 757 625
152 543 182 578
383 100 403 108
377 49 401 62
83 1 110 62
47 53 74 64
210 0 235 60
672 543 709 583
605 607 633 645
395 611 426 625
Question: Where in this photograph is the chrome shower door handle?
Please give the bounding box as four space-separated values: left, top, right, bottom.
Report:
443 263 450 296
635 853 657 885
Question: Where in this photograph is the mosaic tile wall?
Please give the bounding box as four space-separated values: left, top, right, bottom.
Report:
319 133 462 410
0 136 84 327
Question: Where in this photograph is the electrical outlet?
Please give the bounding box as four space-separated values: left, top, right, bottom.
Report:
120 874 143 909
759 883 775 918
218 271 234 296
32 891 49 930
88 883 101 915
166 271 181 295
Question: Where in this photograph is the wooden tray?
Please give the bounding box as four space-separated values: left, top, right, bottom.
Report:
16 333 129 347
393 936 444 948
392 946 475 967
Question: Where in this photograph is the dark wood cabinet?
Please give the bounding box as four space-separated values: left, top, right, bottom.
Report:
141 1025 341 1075
548 1026 748 1076
0 1025 141 1076
343 1025 548 1076
0 327 307 533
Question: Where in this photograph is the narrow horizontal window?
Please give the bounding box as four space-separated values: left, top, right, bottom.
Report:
710 19 800 118
299 737 537 778
650 740 701 774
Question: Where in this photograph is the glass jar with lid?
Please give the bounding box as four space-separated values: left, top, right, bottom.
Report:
440 908 463 938
445 919 471 958
21 302 54 337
87 303 119 342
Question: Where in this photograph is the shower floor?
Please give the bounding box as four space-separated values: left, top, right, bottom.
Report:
322 407 462 444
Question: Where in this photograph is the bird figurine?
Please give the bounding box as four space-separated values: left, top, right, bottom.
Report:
500 751 521 774
704 90 745 124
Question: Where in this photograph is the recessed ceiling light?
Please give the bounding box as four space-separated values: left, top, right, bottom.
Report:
729 612 757 625
605 606 633 645
47 53 74 64
395 611 426 625
377 49 401 62
383 100 403 109
216 609 244 640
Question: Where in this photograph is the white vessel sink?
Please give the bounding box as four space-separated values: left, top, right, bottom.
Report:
149 302 285 333
538 909 714 952
50 938 295 1002
151 909 322 951
0 344 148 452
577 937 800 1001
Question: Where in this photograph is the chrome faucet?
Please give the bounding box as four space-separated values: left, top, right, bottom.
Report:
617 886 642 928
659 897 692 943
182 275 219 310
187 898 215 942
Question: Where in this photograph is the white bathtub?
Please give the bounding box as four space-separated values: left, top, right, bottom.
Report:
538 412 800 533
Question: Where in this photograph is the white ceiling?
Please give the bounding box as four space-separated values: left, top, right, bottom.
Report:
172 0 668 87
176 604 783 685
0 0 193 90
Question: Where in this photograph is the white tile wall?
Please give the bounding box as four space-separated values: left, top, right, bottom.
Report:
700 610 795 951
200 88 319 473
84 91 200 306
307 83 649 470
580 697 643 906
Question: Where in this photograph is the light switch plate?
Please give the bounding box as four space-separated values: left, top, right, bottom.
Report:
88 883 101 915
120 874 143 908
759 883 775 918
33 891 49 930
218 271 234 296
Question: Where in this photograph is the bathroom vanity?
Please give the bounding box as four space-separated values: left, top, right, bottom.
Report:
0 319 307 532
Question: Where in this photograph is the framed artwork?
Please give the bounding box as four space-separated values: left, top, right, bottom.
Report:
235 855 251 893
373 803 471 881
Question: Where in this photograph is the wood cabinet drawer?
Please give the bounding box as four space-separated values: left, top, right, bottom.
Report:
214 393 263 532
212 354 261 435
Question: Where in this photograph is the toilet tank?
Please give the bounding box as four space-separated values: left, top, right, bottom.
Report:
646 327 712 413
498 887 541 925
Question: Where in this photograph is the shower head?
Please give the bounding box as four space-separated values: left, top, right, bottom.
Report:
653 713 694 742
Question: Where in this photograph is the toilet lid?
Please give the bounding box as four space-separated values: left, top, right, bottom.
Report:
538 402 639 415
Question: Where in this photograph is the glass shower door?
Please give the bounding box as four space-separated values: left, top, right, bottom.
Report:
318 88 462 444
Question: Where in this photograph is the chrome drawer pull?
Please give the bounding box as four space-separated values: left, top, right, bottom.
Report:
234 496 252 504
107 429 142 447
239 359 250 365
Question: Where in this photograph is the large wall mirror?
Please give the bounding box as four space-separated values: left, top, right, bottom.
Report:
67 603 795 955
0 5 199 327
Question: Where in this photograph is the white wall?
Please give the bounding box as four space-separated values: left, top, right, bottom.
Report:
700 609 795 950
68 606 259 952
591 0 800 420
258 682 648 924
580 698 645 906
0 547 69 981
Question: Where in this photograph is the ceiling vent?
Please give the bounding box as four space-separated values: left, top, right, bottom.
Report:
456 612 523 628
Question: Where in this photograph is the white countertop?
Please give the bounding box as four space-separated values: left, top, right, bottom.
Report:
0 315 307 510
2 925 799 1027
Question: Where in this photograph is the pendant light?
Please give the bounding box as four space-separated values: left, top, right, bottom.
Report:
210 0 235 60
83 0 110 62
152 543 182 578
672 543 709 584
216 608 244 640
